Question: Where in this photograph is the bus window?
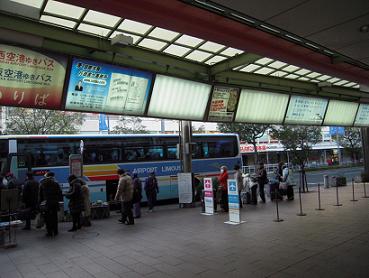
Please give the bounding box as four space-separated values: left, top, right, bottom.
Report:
144 146 164 160
167 145 177 160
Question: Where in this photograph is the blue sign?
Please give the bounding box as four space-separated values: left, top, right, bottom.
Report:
329 127 345 136
99 114 109 131
65 58 153 115
228 180 237 193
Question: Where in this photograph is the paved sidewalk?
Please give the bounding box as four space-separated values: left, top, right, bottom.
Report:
1 183 369 278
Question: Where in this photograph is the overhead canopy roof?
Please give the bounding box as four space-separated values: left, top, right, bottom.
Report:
0 0 368 102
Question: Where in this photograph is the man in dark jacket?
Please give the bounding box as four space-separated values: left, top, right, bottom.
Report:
145 171 159 212
39 172 62 237
65 175 84 232
256 163 268 203
22 172 39 230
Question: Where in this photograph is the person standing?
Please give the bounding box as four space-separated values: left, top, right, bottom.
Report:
65 175 84 232
234 165 244 208
145 171 159 212
39 172 62 237
22 172 39 230
81 180 91 226
218 166 229 212
115 169 134 225
256 163 268 203
132 173 142 218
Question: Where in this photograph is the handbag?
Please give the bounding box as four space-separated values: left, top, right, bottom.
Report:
279 182 288 190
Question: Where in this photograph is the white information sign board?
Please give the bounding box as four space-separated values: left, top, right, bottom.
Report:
225 179 245 225
203 178 214 215
178 173 193 204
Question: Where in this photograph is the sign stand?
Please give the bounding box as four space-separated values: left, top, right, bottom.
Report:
178 173 193 206
363 182 369 198
201 178 215 216
350 178 358 202
315 183 325 211
224 179 245 225
333 185 343 206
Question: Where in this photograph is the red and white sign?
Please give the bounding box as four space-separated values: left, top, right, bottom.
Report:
240 144 268 153
203 178 214 215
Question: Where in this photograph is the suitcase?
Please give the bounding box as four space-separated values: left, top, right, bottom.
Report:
241 191 250 204
286 185 294 200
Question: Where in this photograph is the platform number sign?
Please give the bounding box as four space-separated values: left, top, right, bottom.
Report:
227 179 241 223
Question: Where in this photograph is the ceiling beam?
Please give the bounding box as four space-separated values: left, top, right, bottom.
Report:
210 53 261 75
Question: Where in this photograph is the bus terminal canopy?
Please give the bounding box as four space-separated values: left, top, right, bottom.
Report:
1 0 369 127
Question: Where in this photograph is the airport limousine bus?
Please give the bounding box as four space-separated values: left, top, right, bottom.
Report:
0 134 242 204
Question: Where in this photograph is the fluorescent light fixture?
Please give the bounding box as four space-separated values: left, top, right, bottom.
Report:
204 55 227 65
1 0 41 19
40 15 76 29
254 67 275 75
235 89 289 124
148 75 211 120
118 19 152 35
175 34 203 47
138 38 167 51
185 50 212 62
240 64 260 72
255 57 273 65
83 10 121 27
44 0 84 19
285 95 328 125
163 44 191 57
268 61 287 69
149 27 179 41
77 23 110 37
221 47 244 57
199 41 225 53
354 104 369 126
323 100 358 126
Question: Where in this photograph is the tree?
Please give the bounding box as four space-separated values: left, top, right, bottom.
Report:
217 123 269 162
112 116 149 134
270 126 321 192
4 107 84 134
192 125 205 134
338 128 362 163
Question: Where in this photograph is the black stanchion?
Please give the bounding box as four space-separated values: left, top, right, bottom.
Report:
297 186 306 216
273 189 283 222
351 178 358 202
315 183 324 211
333 185 343 206
363 182 369 199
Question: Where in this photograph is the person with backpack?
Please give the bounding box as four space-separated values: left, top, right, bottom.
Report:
145 171 159 212
22 172 39 230
132 173 142 218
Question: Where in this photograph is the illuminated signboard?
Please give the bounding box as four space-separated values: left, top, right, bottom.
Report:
323 100 358 126
0 44 67 109
285 95 327 125
354 104 369 127
148 75 211 120
207 86 240 122
235 89 289 124
65 58 153 115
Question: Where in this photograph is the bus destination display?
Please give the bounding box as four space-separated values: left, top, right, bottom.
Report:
354 104 369 126
208 86 239 122
285 95 327 125
65 58 153 115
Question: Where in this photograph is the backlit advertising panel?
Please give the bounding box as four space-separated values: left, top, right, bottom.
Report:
0 44 67 109
207 85 239 122
354 104 369 127
65 58 153 115
285 95 327 125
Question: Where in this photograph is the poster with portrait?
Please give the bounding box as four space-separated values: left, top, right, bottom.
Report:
65 58 153 115
207 86 240 122
0 44 67 109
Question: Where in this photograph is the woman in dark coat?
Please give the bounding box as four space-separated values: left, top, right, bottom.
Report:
132 173 142 218
65 175 84 232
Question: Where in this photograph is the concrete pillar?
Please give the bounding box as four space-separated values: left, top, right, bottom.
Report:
361 127 369 177
180 120 192 173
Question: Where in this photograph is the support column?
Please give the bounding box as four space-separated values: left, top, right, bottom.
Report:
361 127 369 178
180 120 192 173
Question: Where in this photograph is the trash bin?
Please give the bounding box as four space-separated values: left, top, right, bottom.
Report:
324 175 329 188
